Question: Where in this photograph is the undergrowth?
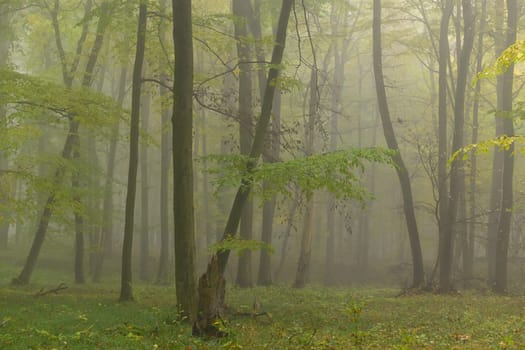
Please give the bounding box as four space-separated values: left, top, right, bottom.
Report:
1 281 525 349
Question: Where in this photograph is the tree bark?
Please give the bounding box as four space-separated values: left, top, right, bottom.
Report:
139 88 151 282
487 0 506 286
294 65 318 289
233 0 254 288
494 0 517 294
119 1 147 302
172 0 197 316
372 0 425 288
156 0 171 285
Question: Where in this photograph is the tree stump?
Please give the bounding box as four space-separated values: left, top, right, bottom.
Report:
192 256 227 338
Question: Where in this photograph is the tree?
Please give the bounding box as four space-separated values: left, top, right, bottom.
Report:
493 0 517 294
119 0 147 302
372 0 425 288
13 0 111 285
193 0 294 336
233 0 254 288
172 0 198 317
439 0 475 293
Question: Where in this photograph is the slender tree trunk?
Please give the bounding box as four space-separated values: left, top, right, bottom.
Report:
194 0 294 336
372 0 425 288
172 0 197 316
274 189 299 281
325 3 345 285
139 89 151 281
258 91 281 286
73 144 85 284
494 0 517 294
436 0 454 292
0 2 10 250
294 65 318 289
465 0 487 282
233 0 254 288
92 66 127 282
120 1 147 302
156 0 171 285
487 0 505 285
439 0 474 293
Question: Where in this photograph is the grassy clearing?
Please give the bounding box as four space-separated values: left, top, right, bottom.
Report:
1 282 525 349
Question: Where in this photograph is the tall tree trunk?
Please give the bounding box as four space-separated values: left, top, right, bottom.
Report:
325 3 345 285
258 91 281 286
494 0 517 294
172 0 197 316
465 0 487 282
274 189 299 281
119 1 147 302
294 65 318 289
73 143 85 284
439 0 474 293
156 0 171 285
13 1 109 285
436 0 454 292
372 0 425 288
487 0 506 285
193 0 293 336
139 89 151 281
0 2 10 250
92 66 128 283
233 0 254 288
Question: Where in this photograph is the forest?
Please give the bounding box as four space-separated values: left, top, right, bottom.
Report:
2 0 525 348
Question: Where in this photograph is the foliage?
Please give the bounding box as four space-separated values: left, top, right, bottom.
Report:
0 68 126 226
0 68 125 139
451 135 525 163
477 39 525 80
204 147 396 203
209 235 274 256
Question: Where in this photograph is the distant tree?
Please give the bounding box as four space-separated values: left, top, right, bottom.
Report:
12 0 111 285
120 0 147 302
373 0 424 288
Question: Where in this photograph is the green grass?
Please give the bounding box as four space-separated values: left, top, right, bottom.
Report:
2 282 525 349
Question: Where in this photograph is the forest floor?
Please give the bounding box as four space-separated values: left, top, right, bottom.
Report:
1 272 525 349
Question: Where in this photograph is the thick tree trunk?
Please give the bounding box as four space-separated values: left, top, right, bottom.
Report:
193 0 293 336
373 0 425 288
120 1 147 302
172 0 197 316
494 0 516 294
